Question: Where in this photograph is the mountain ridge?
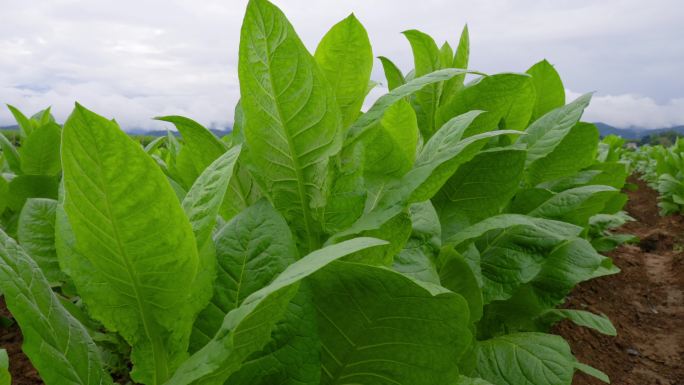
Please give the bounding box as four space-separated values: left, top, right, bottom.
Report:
594 122 684 140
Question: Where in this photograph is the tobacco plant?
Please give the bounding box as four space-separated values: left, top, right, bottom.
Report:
625 139 684 215
0 1 629 384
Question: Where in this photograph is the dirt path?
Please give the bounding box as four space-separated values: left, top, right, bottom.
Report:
556 176 684 385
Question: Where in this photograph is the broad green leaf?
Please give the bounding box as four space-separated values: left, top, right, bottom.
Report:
19 122 62 175
589 212 633 232
507 188 555 215
363 99 419 179
454 26 470 69
526 59 565 122
0 133 21 174
182 145 242 251
17 198 66 283
439 41 454 68
166 237 387 385
232 100 245 144
0 228 113 385
171 288 299 385
322 143 366 234
393 201 441 284
6 104 33 138
592 232 635 253
597 135 625 162
344 210 412 266
544 162 629 191
471 333 575 385
0 177 8 215
239 0 342 252
537 170 602 192
480 239 620 335
312 261 472 385
191 199 297 350
435 147 527 238
378 56 405 90
333 113 520 241
410 116 522 202
541 309 617 336
345 68 479 146
592 257 621 279
456 375 494 385
315 14 373 127
168 146 200 189
527 185 618 226
437 73 535 135
404 30 441 77
144 136 166 154
31 107 56 126
575 362 610 383
407 200 442 245
182 145 243 350
525 122 599 185
339 111 464 238
0 349 8 385
441 25 470 105
156 116 227 180
446 215 582 302
404 29 443 137
365 80 379 97
60 104 202 384
394 236 440 283
439 246 483 323
476 284 548 338
7 174 59 211
519 93 592 174
166 130 181 155
531 238 619 305
220 153 262 222
167 177 187 202
227 287 320 385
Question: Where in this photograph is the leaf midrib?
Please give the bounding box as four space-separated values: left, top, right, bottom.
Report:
253 8 317 252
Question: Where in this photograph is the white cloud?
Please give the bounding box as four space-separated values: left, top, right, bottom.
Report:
0 0 682 129
567 90 684 128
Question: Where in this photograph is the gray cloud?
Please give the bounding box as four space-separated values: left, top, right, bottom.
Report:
567 90 684 128
0 0 682 129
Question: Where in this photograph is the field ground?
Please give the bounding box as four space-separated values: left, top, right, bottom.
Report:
556 176 684 385
1 176 682 385
0 297 40 383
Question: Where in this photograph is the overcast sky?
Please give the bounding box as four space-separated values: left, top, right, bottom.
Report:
1 0 682 130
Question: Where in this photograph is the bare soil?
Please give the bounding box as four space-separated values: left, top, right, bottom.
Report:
555 176 684 385
0 298 41 384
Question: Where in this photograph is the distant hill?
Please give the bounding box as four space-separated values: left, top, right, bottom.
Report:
595 122 684 140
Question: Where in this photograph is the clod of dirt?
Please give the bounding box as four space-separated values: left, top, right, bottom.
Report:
627 348 641 357
639 236 659 252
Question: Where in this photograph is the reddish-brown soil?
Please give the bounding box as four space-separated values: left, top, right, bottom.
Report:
555 176 684 385
0 298 41 384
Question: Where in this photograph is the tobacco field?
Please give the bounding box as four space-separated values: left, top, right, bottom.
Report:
1 1 682 384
